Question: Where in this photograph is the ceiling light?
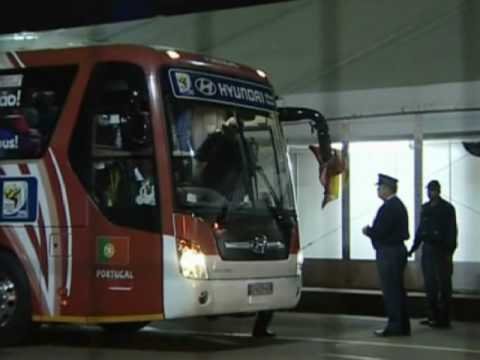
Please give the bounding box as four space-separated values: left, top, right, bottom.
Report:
256 69 267 78
12 32 38 41
166 50 181 59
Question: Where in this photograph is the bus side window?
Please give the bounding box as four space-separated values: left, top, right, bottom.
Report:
0 66 76 160
69 62 160 232
92 90 152 153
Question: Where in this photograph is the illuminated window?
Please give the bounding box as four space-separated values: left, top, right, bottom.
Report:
349 141 414 260
292 147 343 259
423 140 480 262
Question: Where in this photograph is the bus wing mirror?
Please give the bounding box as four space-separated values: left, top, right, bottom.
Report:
278 107 330 159
278 107 325 125
278 107 345 208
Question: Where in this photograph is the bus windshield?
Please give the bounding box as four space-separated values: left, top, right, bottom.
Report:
168 102 295 217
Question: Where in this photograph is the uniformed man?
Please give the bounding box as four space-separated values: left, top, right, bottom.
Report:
408 180 457 328
362 174 410 337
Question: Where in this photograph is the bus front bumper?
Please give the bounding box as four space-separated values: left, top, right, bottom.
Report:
163 275 302 319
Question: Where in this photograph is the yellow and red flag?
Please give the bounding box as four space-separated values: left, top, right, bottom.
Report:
309 145 346 208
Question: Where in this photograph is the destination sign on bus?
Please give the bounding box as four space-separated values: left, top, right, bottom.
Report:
168 69 276 112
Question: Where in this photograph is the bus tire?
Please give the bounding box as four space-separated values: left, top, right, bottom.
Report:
0 252 32 346
101 322 149 334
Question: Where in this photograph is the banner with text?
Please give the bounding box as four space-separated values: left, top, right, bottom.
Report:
168 68 276 112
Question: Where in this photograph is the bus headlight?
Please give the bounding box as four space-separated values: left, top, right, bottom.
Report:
178 241 208 280
297 250 304 276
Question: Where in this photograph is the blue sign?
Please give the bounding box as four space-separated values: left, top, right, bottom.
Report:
0 129 20 151
0 176 38 222
168 69 276 112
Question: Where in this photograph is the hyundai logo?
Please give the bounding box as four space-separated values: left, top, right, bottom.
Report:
251 235 268 255
195 77 217 96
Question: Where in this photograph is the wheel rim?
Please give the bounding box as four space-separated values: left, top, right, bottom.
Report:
0 274 17 327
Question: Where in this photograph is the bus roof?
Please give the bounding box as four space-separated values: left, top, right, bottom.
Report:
0 43 271 86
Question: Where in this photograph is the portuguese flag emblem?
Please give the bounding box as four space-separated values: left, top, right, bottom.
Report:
97 237 130 265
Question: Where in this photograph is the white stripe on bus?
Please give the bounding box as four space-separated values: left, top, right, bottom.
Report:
28 164 52 241
48 148 73 296
27 163 57 313
2 164 55 314
9 51 25 68
11 226 53 314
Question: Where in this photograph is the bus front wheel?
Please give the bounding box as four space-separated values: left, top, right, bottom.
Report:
0 252 32 346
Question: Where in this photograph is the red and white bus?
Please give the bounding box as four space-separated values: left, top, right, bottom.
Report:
0 45 302 345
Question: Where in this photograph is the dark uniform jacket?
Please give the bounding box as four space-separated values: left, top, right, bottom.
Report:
195 128 243 198
411 198 457 254
366 196 410 249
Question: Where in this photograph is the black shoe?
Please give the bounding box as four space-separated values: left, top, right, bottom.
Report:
430 321 451 329
252 329 276 338
419 319 451 329
374 329 411 337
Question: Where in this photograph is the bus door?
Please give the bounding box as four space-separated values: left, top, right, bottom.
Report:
69 62 164 319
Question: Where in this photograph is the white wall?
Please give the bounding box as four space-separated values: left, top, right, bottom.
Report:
424 140 480 263
282 81 480 146
291 148 342 259
1 0 479 95
349 141 415 260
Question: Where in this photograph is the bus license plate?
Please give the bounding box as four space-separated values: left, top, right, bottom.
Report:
248 282 273 296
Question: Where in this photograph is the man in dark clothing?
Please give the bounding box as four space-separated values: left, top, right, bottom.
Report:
252 310 275 337
363 174 410 337
195 118 244 200
197 117 275 338
408 180 457 328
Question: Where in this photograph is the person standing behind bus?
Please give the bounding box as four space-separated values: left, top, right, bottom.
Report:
408 180 457 328
362 174 410 337
252 310 275 337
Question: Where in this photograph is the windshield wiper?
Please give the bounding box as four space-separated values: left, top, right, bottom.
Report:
214 170 248 225
255 165 282 208
254 164 295 234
